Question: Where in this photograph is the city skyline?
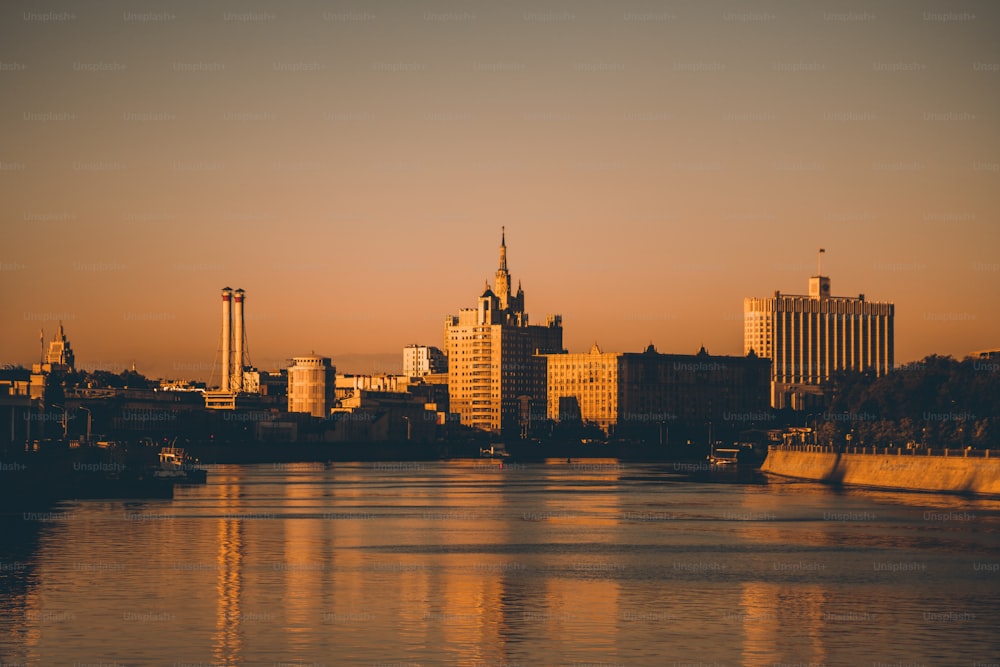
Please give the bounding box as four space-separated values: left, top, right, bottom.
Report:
2 0 998 379
2 238 981 383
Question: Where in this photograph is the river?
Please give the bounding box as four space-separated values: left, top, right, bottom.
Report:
1 460 998 666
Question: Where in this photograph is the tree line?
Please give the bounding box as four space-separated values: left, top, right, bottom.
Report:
816 355 999 449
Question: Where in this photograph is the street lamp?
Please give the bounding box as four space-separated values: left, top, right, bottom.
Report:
78 406 92 446
52 404 68 440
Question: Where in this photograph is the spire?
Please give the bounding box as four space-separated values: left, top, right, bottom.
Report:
494 227 512 309
498 226 508 272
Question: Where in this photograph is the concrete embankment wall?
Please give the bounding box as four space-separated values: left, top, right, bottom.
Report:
761 447 1000 496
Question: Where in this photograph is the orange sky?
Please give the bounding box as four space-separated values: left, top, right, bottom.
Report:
1 0 998 380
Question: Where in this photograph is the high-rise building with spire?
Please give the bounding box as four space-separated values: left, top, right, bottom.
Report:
29 322 76 401
43 322 76 372
444 229 563 434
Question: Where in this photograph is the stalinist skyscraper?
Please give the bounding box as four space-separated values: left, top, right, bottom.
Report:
744 254 894 410
444 229 563 434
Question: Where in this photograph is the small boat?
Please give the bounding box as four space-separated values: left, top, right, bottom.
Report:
707 441 764 467
708 442 741 465
154 446 208 483
480 443 510 459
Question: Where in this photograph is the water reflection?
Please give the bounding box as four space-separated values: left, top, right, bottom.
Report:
0 516 41 666
738 582 829 667
212 480 243 667
0 462 997 665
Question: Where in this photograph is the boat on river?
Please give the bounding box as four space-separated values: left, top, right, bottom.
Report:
154 446 208 484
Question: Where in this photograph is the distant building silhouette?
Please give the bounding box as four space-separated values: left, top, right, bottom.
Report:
29 322 76 401
745 272 894 409
44 322 75 371
444 229 563 434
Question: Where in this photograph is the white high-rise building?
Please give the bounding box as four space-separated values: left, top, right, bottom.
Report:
745 273 894 409
402 345 447 377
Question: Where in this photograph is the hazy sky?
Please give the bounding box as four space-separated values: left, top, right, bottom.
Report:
2 0 998 380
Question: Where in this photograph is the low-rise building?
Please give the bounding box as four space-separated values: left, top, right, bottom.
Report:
545 344 771 435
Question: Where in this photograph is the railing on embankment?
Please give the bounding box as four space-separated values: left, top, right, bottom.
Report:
768 444 995 458
761 444 1000 496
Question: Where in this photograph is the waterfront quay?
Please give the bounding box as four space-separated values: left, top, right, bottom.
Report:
763 444 1000 496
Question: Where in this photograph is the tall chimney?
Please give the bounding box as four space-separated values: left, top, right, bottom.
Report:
221 287 232 392
233 288 245 392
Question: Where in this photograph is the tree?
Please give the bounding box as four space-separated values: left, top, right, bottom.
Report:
816 355 999 450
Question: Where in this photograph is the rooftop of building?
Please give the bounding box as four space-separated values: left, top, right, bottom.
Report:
545 343 764 361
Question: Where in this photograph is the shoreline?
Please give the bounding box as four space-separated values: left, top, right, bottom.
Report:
761 445 1000 496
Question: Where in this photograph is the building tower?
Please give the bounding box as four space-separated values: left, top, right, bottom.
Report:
287 355 336 418
495 227 510 310
29 323 77 402
444 229 563 434
42 322 75 372
744 258 894 409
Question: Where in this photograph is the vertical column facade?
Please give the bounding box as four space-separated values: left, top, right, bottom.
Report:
744 277 894 408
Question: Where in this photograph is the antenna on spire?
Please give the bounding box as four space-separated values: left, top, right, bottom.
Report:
501 225 505 246
818 247 826 276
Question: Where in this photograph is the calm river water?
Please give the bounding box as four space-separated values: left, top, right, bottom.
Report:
1 460 999 666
